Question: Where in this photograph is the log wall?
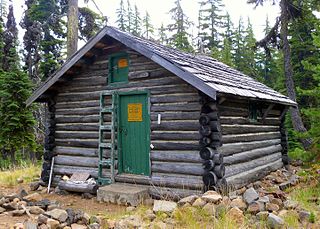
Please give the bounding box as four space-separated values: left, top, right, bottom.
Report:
218 98 284 189
52 47 203 192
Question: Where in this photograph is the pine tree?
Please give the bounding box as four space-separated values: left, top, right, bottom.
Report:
233 17 246 71
198 0 225 55
126 0 133 33
220 13 234 66
158 23 168 45
289 0 319 109
26 0 66 79
167 0 193 52
242 18 259 78
300 20 320 152
142 11 154 39
0 4 36 164
116 0 126 31
2 5 18 71
20 0 42 83
132 4 141 36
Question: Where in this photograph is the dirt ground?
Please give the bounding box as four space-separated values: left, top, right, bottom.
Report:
0 184 126 228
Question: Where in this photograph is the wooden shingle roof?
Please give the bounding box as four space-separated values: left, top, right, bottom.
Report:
27 26 296 106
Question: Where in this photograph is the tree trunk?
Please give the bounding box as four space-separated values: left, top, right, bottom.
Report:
67 0 79 57
280 0 312 149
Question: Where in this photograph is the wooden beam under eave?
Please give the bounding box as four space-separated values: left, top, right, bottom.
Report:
262 104 275 122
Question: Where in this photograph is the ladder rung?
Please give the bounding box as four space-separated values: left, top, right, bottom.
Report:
101 91 113 96
100 125 112 130
97 177 112 185
99 159 112 166
99 143 112 148
101 107 113 113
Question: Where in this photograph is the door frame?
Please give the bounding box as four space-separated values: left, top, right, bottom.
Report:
116 90 151 176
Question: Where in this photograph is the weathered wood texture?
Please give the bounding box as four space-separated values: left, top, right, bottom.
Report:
218 99 285 188
53 48 202 189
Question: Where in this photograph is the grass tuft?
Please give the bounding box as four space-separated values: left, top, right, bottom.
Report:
0 163 40 187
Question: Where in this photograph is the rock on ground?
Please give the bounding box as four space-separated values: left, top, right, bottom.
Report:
45 208 68 222
267 213 284 229
243 188 259 205
24 193 43 202
153 200 177 214
227 207 244 225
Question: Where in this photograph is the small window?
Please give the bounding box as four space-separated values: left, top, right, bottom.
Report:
249 101 258 122
108 53 129 84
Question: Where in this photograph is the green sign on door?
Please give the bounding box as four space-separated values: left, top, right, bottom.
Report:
118 92 150 176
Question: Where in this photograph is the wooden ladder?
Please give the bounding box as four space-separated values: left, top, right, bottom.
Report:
97 91 117 185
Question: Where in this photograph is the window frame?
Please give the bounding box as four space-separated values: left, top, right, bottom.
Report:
108 52 129 85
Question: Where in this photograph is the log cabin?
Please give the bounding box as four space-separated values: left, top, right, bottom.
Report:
27 26 295 198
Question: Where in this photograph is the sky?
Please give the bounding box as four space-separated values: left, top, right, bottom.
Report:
12 0 279 43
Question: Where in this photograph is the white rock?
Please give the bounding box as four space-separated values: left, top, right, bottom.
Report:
153 200 177 213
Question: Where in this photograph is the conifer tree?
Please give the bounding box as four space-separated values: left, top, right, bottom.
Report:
158 23 168 45
242 18 259 78
116 0 126 31
126 0 133 33
132 4 141 36
300 20 320 152
198 0 225 55
0 4 36 164
142 11 154 39
233 17 246 71
25 0 65 79
220 13 234 66
167 0 193 52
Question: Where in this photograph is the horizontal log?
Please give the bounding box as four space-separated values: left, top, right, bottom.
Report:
152 161 203 175
151 103 201 112
150 150 202 163
202 171 217 187
151 121 199 131
221 124 279 135
220 116 281 125
225 152 282 178
150 94 199 104
55 101 99 109
151 174 203 189
222 132 281 144
202 160 214 170
220 139 281 156
58 181 98 194
55 131 100 139
56 124 99 131
56 107 100 116
213 164 225 178
150 85 197 95
199 112 218 125
54 146 98 157
56 139 98 148
200 147 216 160
151 131 200 140
55 155 98 167
54 165 110 178
115 173 203 189
226 159 283 189
223 144 282 165
152 141 199 150
56 91 101 102
149 186 203 200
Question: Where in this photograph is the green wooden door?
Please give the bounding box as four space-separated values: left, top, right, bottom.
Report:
118 92 150 175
